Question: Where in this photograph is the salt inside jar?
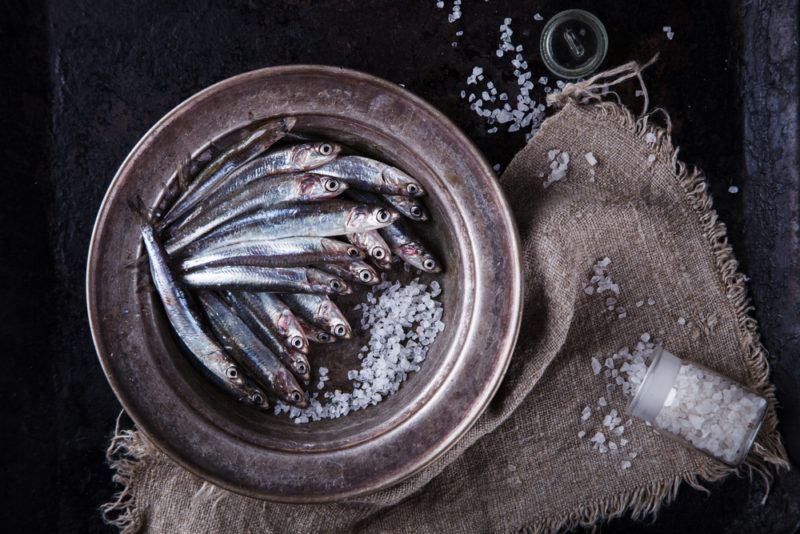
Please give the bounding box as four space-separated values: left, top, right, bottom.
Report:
626 346 767 465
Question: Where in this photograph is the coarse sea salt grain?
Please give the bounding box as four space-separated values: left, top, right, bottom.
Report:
728 185 739 194
543 149 570 188
584 152 598 166
275 278 444 423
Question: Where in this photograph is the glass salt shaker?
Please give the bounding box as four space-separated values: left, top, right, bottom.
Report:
626 346 767 466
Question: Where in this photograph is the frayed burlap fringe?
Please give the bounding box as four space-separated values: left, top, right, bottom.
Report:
101 412 157 534
509 59 791 534
101 59 789 534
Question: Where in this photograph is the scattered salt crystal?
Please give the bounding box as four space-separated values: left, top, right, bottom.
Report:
620 438 629 447
648 154 657 163
645 132 657 144
647 298 656 305
435 0 443 7
635 90 644 97
636 300 644 307
578 430 586 439
590 432 605 444
533 12 544 21
621 460 632 470
543 149 570 188
581 406 592 421
584 152 598 166
492 163 501 172
598 396 608 407
677 317 686 326
591 357 602 375
728 185 739 194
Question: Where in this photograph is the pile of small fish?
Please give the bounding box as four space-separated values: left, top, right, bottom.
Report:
141 117 442 412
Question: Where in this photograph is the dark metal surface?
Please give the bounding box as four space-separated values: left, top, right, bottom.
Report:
2 0 798 532
86 66 523 501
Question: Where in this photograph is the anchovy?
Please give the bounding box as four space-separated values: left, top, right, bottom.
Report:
139 225 268 410
346 188 429 222
281 293 352 338
165 174 347 251
158 118 295 230
321 260 380 285
224 292 311 385
310 156 424 196
182 266 350 294
295 316 336 344
347 230 393 269
382 194 429 221
173 201 398 257
180 237 362 272
379 219 442 273
197 291 307 407
241 293 309 353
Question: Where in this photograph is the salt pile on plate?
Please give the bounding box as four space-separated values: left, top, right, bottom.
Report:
274 278 444 424
653 363 767 464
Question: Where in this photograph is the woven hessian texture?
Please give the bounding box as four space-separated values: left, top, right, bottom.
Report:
102 97 788 534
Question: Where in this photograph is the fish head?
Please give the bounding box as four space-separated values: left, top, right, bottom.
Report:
400 243 442 273
273 367 308 408
292 142 342 168
298 175 347 200
288 350 311 385
346 204 400 232
307 268 351 295
404 200 429 221
278 311 309 354
246 387 271 411
222 363 247 388
382 167 425 197
349 261 379 285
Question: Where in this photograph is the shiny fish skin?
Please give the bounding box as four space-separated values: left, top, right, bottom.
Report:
310 156 425 196
321 260 380 286
379 219 442 273
347 230 393 270
197 291 307 407
295 316 336 344
175 143 343 230
173 201 399 257
165 174 346 252
158 118 295 230
180 237 362 272
140 226 268 410
382 194 429 221
242 293 309 354
225 292 311 385
182 266 350 294
281 293 352 338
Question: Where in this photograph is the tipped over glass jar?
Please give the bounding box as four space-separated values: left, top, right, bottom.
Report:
626 346 767 466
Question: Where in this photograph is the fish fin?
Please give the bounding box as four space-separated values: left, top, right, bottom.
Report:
126 194 153 225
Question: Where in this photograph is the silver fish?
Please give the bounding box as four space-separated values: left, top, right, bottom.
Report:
382 194 429 221
182 266 350 294
197 291 307 407
140 225 268 410
158 118 295 230
310 156 424 196
379 220 442 273
173 201 398 257
180 237 362 272
295 316 336 344
165 174 346 252
347 230 393 269
242 293 309 354
321 260 380 285
224 292 311 385
280 293 352 338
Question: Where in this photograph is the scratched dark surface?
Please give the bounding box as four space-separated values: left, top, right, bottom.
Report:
1 0 798 532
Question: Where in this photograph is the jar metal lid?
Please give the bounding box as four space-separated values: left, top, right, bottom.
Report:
540 9 609 79
626 346 682 422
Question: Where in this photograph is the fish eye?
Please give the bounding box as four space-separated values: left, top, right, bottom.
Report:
226 366 238 379
290 391 303 403
423 259 437 271
296 362 307 374
319 143 333 155
334 324 347 337
359 270 373 282
376 208 390 222
319 332 331 342
251 392 264 405
290 336 304 348
372 248 385 259
325 179 340 192
347 247 360 257
411 205 423 217
330 279 342 291
406 183 420 195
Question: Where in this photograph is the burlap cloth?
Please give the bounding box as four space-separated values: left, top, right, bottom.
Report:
103 65 789 533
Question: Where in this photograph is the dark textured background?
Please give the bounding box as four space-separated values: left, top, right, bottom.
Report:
2 0 798 532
